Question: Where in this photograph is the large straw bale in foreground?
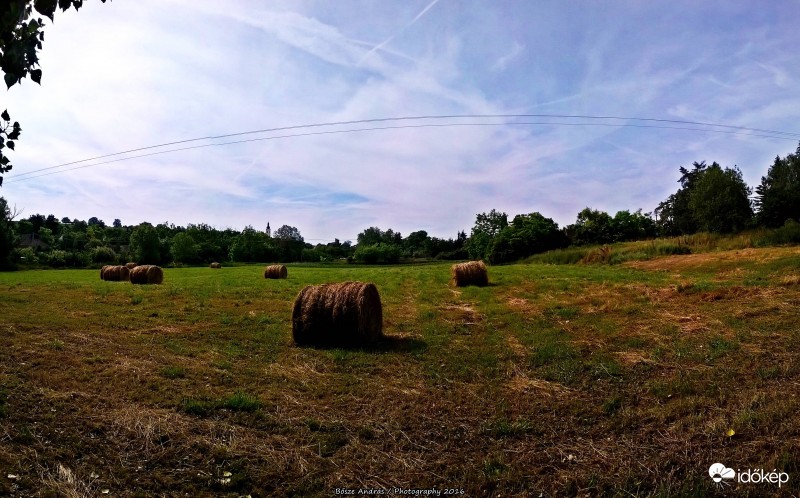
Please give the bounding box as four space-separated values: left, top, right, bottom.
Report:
292 281 383 346
101 265 130 281
129 264 164 285
210 262 222 269
264 264 288 279
451 260 489 287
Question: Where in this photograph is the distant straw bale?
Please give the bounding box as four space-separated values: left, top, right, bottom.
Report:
101 265 130 282
129 264 164 285
210 262 222 269
125 262 138 269
264 264 288 279
292 281 383 346
451 260 489 287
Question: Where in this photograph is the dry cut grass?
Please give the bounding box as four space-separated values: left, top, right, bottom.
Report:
1 249 800 496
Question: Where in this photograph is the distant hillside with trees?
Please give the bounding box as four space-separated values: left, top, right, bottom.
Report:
2 143 800 270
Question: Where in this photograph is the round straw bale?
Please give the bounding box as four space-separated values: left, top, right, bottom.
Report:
292 281 383 346
264 264 288 279
100 265 110 280
451 260 489 287
125 262 138 269
210 262 222 269
101 265 130 281
129 264 164 285
117 265 130 281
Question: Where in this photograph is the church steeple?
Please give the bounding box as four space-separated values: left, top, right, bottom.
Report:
266 222 271 237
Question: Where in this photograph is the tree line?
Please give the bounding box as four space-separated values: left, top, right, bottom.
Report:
2 2 799 269
464 144 800 263
0 213 469 269
1 143 800 270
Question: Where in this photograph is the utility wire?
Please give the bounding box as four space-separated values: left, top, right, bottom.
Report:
6 115 800 183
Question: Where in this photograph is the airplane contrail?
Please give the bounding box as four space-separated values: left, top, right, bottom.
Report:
357 0 440 65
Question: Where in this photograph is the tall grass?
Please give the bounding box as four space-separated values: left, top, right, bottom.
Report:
526 229 791 265
755 221 800 246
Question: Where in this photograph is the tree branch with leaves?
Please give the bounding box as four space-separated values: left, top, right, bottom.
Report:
0 0 109 186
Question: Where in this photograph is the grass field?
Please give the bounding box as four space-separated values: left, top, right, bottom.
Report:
1 248 800 496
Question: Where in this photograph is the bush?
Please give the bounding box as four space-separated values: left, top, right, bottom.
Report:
434 248 469 260
525 247 589 265
16 247 37 265
353 243 401 264
42 250 90 268
42 250 67 267
759 220 800 245
91 246 117 263
65 251 91 267
302 247 326 262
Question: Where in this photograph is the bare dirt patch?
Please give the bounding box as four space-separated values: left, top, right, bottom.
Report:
505 335 528 358
614 350 655 366
440 303 482 325
507 297 528 308
505 362 572 396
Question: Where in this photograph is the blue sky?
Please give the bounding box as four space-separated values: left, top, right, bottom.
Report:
3 0 799 242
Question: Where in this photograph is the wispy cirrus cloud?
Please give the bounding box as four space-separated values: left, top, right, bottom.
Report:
357 0 440 66
3 0 799 240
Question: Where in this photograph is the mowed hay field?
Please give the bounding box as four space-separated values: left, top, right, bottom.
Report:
1 249 800 497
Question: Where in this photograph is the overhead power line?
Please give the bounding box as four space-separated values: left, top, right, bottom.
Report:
6 114 800 184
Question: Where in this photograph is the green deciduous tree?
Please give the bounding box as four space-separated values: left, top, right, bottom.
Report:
755 145 800 228
272 225 305 262
568 207 614 245
611 209 657 242
689 163 752 233
170 231 199 264
404 230 430 258
655 161 708 236
37 226 54 247
44 214 59 233
90 245 116 263
356 226 402 247
353 243 401 264
185 223 230 263
0 197 16 268
0 110 21 183
229 226 275 262
129 223 162 264
465 209 508 260
273 224 303 242
488 212 567 264
429 232 467 260
356 227 384 246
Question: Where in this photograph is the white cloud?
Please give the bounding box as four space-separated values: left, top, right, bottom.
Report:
2 1 798 240
491 42 524 72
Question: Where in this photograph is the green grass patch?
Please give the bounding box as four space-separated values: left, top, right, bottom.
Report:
159 365 186 379
221 391 261 412
181 391 261 416
483 418 537 438
181 397 216 416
